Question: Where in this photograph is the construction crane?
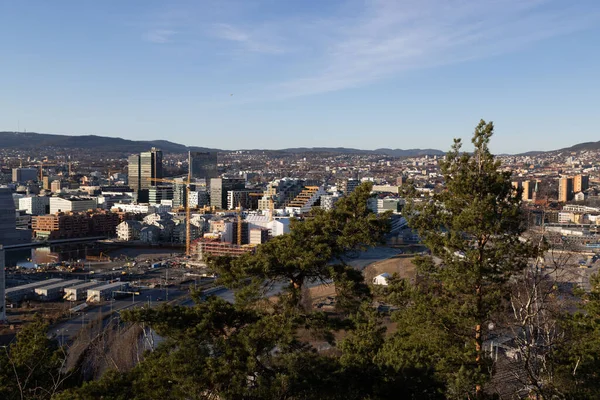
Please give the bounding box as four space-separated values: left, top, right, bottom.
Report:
236 202 243 246
151 177 193 256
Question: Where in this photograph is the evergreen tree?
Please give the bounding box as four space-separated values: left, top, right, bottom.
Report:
555 273 600 399
388 120 538 397
0 316 71 400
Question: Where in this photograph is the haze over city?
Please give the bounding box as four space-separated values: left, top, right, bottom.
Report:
2 0 600 153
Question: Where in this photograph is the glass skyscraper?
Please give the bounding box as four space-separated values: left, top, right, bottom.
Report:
128 147 163 202
189 151 217 182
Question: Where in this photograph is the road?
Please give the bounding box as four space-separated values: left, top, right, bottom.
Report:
52 287 187 343
51 246 407 342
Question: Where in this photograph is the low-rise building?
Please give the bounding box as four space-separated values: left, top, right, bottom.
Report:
35 279 82 301
64 281 106 301
32 210 120 240
6 278 63 302
50 196 97 214
87 282 129 302
18 196 50 215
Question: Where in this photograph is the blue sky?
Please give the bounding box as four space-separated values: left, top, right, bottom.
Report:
1 0 599 154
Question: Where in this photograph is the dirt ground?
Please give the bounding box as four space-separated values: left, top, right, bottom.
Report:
364 254 418 283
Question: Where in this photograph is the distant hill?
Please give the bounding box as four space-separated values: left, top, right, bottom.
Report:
515 140 600 156
6 130 596 157
278 147 445 157
0 131 445 156
0 131 219 154
556 140 600 153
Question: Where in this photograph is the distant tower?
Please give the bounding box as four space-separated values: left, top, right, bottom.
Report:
128 148 163 202
0 246 6 321
189 151 218 182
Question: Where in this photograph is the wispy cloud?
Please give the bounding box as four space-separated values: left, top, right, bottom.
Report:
143 29 177 44
135 0 600 98
265 0 598 98
210 23 285 54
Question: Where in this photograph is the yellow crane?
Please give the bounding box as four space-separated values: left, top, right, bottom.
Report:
152 177 193 256
237 203 243 246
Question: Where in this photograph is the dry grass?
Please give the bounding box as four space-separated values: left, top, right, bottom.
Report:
364 254 418 284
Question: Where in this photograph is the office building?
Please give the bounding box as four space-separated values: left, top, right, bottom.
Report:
338 178 360 196
128 147 163 202
189 151 218 181
521 180 533 201
42 176 50 190
128 154 140 192
12 168 38 183
558 177 574 203
0 246 5 321
19 196 50 215
32 210 119 240
188 188 210 208
249 228 269 245
210 178 245 209
173 180 192 209
0 188 31 246
148 185 173 204
573 174 589 194
227 189 262 210
50 197 97 214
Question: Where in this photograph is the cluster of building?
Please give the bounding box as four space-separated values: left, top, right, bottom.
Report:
5 277 128 303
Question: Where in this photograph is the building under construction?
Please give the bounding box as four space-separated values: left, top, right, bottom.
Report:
194 237 256 261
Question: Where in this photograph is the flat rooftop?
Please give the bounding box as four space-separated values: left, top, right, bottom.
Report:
6 278 63 293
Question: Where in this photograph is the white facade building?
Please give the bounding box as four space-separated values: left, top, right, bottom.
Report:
372 273 391 286
116 220 142 241
18 196 50 215
50 197 97 214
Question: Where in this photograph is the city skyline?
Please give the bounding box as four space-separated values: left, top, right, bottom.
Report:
1 0 599 153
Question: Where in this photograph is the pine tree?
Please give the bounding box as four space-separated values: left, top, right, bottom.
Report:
390 120 538 397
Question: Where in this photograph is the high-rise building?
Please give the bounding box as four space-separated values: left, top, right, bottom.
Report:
339 178 360 196
521 181 533 201
0 246 5 321
227 189 262 210
0 188 30 245
12 168 38 183
148 185 173 204
42 176 50 190
573 174 589 194
188 188 210 208
189 152 218 181
173 180 193 209
128 147 163 202
210 178 245 209
128 154 140 192
558 177 574 203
